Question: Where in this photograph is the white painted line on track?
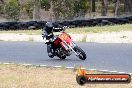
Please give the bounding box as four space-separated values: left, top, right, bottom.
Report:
1 62 132 74
23 64 32 66
66 67 74 69
54 66 62 68
118 72 126 74
99 70 109 72
3 63 11 65
88 69 96 71
109 71 118 73
40 65 47 67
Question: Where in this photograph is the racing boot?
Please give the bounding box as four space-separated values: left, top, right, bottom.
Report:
47 44 54 58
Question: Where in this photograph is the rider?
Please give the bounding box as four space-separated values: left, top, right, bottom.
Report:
42 22 64 58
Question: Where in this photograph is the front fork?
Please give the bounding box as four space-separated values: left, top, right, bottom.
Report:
62 41 78 56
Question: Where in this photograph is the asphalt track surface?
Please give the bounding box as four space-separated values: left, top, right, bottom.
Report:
0 41 132 73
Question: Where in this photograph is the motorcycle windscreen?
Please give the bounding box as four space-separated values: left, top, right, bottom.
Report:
59 33 72 45
59 33 70 41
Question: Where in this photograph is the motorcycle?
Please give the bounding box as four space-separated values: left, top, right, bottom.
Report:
44 27 87 60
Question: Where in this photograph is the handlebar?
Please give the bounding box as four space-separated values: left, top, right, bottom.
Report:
53 26 69 32
63 26 69 29
53 26 69 30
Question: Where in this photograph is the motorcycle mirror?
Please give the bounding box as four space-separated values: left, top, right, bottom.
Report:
63 26 69 29
62 26 69 31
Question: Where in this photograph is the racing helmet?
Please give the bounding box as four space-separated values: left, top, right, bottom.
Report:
45 22 53 33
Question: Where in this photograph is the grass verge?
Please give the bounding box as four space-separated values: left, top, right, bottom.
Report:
66 24 132 34
0 64 131 88
0 24 132 34
0 30 41 35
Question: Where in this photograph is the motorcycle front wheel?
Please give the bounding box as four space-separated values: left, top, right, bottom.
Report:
73 46 86 60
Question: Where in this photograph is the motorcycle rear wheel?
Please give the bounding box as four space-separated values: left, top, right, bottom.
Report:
56 53 66 60
61 55 66 59
57 55 66 60
73 46 86 60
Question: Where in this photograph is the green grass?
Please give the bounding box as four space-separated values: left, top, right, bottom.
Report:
0 24 132 34
0 30 41 35
66 24 132 34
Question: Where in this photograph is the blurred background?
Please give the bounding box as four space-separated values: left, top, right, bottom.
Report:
0 0 132 22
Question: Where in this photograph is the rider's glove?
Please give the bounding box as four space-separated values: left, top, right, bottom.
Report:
43 37 49 44
42 34 45 39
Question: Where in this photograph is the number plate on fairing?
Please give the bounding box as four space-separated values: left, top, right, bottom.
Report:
59 33 69 41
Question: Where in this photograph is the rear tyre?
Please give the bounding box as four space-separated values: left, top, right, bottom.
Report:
73 46 86 60
48 54 54 58
60 55 66 60
56 53 66 60
61 56 66 59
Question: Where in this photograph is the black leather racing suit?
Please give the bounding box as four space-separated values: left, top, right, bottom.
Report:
42 22 63 57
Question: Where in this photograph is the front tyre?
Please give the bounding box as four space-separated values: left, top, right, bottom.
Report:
73 46 86 60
